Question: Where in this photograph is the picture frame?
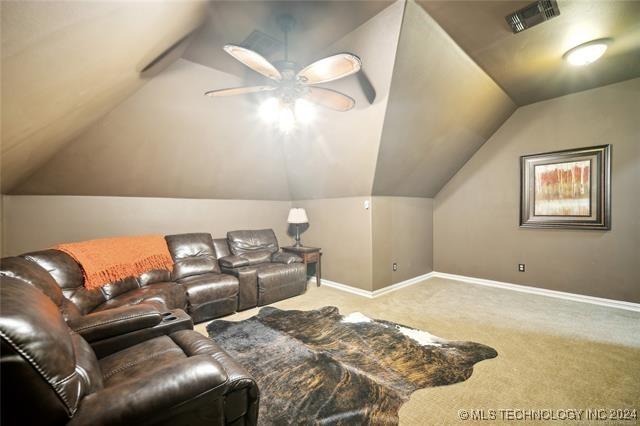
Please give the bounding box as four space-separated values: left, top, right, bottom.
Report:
520 145 611 230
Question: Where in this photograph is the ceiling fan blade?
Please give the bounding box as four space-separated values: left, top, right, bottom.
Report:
223 44 282 81
357 69 376 104
305 87 355 112
297 53 361 85
205 86 276 97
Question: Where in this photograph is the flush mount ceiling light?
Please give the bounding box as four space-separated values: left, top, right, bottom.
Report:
563 39 611 66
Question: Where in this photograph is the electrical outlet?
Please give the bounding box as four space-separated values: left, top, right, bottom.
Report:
393 263 398 272
518 264 525 272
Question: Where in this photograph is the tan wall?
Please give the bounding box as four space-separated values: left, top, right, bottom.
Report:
2 195 292 256
0 194 4 257
434 78 640 303
292 197 373 291
372 197 433 291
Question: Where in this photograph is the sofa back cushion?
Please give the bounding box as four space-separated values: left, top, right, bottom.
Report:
227 229 279 257
212 238 231 259
138 269 172 286
165 233 220 280
0 278 102 424
21 250 106 315
22 249 84 290
242 250 273 266
0 256 64 306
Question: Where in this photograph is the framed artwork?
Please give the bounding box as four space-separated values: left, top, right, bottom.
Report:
520 145 611 229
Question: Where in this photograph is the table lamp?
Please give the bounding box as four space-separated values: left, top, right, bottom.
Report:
287 208 308 247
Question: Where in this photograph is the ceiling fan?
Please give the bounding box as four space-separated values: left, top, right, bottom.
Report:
204 15 362 132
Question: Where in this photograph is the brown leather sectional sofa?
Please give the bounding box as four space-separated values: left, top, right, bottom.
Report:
0 229 308 425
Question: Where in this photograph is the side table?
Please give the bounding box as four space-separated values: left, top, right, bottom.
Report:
282 246 322 287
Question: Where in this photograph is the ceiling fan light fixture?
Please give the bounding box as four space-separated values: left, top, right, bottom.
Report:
563 39 611 66
294 98 315 124
259 97 280 123
207 18 364 130
278 106 295 134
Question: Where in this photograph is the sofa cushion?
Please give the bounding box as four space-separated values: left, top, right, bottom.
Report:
99 276 140 300
0 256 64 306
138 269 171 286
165 233 220 280
91 282 186 313
256 263 305 286
219 255 250 268
255 263 307 306
21 249 84 290
242 250 273 266
99 335 188 387
177 273 238 306
21 249 106 315
227 229 279 256
212 238 231 259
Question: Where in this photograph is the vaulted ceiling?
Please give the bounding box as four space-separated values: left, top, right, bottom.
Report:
2 0 639 200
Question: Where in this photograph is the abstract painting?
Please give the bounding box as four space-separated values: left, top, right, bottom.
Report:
533 160 591 216
520 145 610 229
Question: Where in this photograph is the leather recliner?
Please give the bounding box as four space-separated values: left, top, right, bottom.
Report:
0 274 259 425
165 233 239 322
217 229 307 309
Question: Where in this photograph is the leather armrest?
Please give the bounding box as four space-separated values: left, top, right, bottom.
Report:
91 309 193 358
68 304 162 342
271 251 302 264
68 355 229 426
219 255 250 268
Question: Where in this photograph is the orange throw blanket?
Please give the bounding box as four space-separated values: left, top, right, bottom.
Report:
55 235 174 290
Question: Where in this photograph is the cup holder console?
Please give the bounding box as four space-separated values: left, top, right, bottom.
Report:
158 310 190 327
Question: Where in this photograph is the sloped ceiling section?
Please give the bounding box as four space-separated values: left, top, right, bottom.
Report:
419 0 640 105
14 0 405 200
184 1 393 79
13 60 292 199
283 0 404 200
0 0 208 192
372 1 516 197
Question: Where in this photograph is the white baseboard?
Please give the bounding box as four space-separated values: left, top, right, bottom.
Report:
318 271 640 312
318 278 375 298
319 272 435 299
373 272 436 298
433 272 640 313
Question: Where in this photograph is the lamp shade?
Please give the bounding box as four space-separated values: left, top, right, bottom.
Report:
287 208 308 224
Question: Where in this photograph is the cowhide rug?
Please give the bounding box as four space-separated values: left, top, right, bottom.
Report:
206 306 497 425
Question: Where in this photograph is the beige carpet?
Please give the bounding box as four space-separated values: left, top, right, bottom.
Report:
195 277 640 424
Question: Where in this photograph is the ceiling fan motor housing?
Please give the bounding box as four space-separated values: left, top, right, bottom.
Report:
273 60 301 80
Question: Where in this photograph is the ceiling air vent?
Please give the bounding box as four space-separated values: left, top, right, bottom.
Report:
241 30 283 58
505 0 560 34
